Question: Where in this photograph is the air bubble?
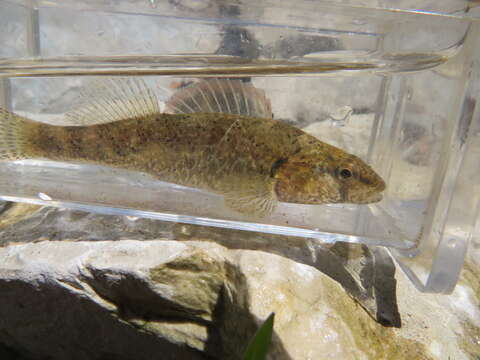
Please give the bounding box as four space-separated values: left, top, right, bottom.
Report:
352 19 367 25
329 105 353 126
447 238 457 248
407 87 413 100
38 192 52 201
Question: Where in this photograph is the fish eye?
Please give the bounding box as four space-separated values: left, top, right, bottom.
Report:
339 168 352 180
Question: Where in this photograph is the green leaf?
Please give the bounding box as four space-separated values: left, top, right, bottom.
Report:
243 312 275 360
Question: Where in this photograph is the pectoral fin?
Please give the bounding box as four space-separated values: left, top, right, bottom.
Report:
224 179 277 218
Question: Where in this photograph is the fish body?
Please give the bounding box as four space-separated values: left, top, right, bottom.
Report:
22 112 300 196
0 79 385 217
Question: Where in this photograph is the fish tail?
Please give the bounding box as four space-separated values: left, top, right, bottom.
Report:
0 108 30 160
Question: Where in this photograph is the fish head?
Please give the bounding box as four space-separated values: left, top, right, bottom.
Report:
331 154 386 204
274 142 386 205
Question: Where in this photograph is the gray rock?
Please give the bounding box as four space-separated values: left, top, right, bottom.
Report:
3 208 477 359
261 34 342 60
0 240 291 360
0 239 442 360
0 205 400 327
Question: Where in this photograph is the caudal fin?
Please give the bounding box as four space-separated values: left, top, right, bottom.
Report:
0 108 29 160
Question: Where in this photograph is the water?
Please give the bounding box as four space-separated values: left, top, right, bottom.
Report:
1 0 479 291
0 68 446 251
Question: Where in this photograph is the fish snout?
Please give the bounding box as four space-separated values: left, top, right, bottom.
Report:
376 176 386 193
369 191 383 203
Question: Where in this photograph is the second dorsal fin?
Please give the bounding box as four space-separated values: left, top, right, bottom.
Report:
165 79 273 119
65 78 161 126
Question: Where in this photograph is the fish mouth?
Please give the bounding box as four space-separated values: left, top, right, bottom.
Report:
349 191 384 204
368 192 383 203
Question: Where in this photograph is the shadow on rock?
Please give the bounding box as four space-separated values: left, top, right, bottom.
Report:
203 262 292 360
0 241 291 360
0 205 401 329
173 224 401 328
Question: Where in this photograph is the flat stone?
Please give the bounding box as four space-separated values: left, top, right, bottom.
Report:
0 239 451 360
0 240 282 360
0 205 477 359
0 205 401 327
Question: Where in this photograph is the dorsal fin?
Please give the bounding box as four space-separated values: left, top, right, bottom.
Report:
165 79 273 119
65 78 161 126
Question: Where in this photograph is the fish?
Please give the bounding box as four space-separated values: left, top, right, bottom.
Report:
0 78 385 218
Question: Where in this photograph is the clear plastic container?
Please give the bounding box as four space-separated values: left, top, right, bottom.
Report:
0 0 479 293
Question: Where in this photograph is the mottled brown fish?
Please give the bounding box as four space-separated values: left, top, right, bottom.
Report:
0 78 385 217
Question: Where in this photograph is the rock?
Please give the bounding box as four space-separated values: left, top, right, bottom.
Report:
0 205 401 327
0 205 477 359
0 239 450 360
0 343 29 360
303 115 435 201
0 241 263 360
260 34 342 60
0 240 425 360
0 201 10 214
239 249 432 360
0 203 41 233
302 113 374 158
173 223 401 327
216 26 261 59
393 259 480 360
